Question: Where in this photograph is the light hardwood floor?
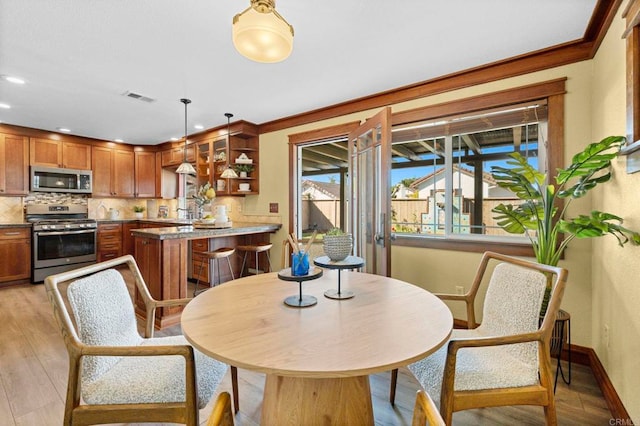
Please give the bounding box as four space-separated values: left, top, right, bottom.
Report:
0 274 613 426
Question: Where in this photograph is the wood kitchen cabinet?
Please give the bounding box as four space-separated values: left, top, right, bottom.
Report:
161 145 195 167
0 227 31 284
195 121 259 195
191 238 210 283
134 236 188 329
92 146 135 197
0 133 29 196
134 151 156 198
122 222 139 256
30 138 92 170
97 223 123 261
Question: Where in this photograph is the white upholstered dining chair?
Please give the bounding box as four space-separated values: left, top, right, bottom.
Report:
391 251 568 425
45 255 237 426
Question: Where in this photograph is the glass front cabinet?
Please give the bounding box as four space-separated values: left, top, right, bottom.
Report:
194 121 259 196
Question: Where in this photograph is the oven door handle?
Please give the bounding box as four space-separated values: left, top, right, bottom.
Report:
35 229 96 236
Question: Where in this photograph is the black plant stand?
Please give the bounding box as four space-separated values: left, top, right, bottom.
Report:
278 267 323 308
553 309 571 392
313 255 364 300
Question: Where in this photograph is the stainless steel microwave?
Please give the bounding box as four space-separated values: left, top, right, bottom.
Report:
30 166 93 194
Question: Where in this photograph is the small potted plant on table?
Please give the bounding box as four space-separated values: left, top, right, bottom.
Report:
133 205 145 219
323 227 353 261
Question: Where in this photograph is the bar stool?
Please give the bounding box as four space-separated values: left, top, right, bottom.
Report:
193 247 235 296
237 242 273 277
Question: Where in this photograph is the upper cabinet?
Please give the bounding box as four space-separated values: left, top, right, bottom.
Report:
134 150 156 198
92 146 135 197
196 121 259 196
30 138 92 170
0 133 29 195
161 145 195 167
92 146 155 198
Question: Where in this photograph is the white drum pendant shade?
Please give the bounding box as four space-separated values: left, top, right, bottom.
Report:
233 3 293 63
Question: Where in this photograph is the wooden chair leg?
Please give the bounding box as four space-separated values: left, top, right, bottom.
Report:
390 368 398 405
231 366 239 413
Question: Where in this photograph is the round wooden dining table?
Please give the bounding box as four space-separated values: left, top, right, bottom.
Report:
181 269 453 425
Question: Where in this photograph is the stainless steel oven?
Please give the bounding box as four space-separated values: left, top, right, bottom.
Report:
26 205 97 282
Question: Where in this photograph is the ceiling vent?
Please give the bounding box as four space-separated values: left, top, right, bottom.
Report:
122 91 156 103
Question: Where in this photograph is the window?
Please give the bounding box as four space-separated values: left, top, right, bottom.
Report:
391 101 546 242
288 80 565 255
390 79 565 254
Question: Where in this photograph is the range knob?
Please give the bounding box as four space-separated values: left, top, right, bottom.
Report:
42 225 49 230
65 224 72 229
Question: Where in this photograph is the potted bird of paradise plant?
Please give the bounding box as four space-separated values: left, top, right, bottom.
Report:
491 135 640 315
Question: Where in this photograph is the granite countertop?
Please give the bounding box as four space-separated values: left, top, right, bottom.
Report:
130 222 281 240
0 222 32 228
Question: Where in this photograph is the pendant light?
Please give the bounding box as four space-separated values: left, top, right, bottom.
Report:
220 113 239 179
232 0 294 63
176 98 196 174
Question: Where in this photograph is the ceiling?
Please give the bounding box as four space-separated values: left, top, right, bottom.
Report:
1 0 597 145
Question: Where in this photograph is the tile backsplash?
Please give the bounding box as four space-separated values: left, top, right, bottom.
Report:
0 197 25 222
0 193 281 224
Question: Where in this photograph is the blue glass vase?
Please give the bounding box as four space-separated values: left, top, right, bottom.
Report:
291 251 310 276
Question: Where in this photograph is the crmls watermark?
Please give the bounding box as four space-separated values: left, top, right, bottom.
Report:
609 418 634 426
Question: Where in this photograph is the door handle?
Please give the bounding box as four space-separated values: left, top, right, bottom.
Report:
375 213 386 246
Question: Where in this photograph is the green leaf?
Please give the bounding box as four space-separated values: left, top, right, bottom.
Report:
491 203 537 234
556 136 625 199
491 153 544 200
558 211 640 246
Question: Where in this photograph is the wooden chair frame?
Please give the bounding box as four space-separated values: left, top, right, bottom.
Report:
207 392 235 426
391 251 568 425
411 390 445 426
44 255 238 426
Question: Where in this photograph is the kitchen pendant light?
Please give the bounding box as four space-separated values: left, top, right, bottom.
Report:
176 98 196 174
220 113 239 179
232 0 294 63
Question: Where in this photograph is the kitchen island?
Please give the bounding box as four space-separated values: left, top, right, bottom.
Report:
131 222 281 329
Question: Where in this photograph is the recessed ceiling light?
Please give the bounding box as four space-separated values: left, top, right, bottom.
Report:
194 124 204 130
171 137 180 141
57 127 71 133
0 103 11 109
114 138 124 143
1 75 25 85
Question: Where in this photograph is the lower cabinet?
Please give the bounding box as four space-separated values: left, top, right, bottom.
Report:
191 238 209 283
97 223 122 262
0 227 31 283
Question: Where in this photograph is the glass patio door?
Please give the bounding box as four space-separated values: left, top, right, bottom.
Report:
348 107 392 276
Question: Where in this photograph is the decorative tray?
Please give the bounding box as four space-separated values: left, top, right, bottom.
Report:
193 221 233 229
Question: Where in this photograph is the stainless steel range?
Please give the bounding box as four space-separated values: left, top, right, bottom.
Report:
25 204 97 282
